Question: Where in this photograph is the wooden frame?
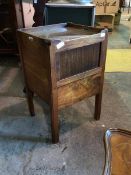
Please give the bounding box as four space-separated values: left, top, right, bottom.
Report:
103 128 131 175
18 23 108 143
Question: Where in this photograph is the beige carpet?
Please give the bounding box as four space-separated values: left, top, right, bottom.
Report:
105 49 131 72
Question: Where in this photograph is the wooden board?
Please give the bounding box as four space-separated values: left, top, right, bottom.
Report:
56 43 101 80
18 32 51 103
104 129 131 175
58 69 101 108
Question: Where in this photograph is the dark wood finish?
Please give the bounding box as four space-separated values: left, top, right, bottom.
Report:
33 0 47 27
104 129 131 175
58 69 101 108
50 45 59 143
0 0 24 54
56 43 100 80
95 28 108 120
18 23 108 143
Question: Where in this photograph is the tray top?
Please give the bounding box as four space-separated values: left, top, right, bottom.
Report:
104 129 131 175
18 23 105 42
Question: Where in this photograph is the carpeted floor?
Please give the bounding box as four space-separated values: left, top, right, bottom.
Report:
0 64 131 175
105 49 131 72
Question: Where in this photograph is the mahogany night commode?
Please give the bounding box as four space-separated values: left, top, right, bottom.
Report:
18 23 108 143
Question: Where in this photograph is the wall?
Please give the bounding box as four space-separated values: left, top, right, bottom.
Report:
22 0 34 27
125 0 130 6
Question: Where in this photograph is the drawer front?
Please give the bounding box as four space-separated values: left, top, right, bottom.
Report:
58 72 101 108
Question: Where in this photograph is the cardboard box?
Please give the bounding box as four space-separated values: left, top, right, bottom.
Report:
93 0 119 14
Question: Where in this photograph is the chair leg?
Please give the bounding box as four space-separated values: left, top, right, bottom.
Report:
26 88 35 117
50 98 59 143
94 93 102 120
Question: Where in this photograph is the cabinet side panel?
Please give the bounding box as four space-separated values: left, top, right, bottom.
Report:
19 33 51 103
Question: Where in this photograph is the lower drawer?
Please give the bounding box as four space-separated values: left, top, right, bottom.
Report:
58 72 101 108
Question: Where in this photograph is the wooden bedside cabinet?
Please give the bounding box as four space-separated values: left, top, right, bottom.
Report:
18 23 108 143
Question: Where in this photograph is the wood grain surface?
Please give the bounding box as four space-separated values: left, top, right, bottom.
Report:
56 43 101 80
58 70 101 108
104 129 131 175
